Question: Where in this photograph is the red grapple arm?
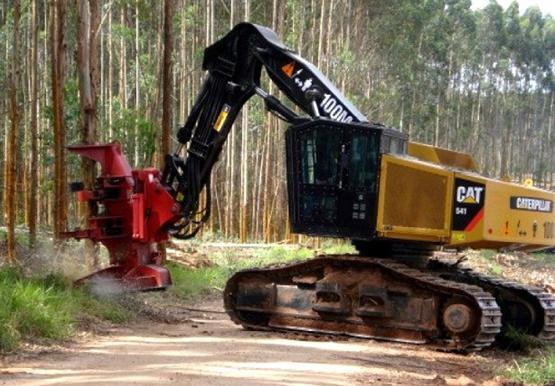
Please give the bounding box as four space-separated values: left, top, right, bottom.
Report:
64 142 181 290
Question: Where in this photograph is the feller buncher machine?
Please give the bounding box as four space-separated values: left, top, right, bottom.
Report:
65 23 555 351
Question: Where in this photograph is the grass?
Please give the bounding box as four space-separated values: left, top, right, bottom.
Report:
320 241 356 255
503 326 547 353
0 266 130 353
167 245 316 299
166 263 229 299
478 249 504 276
504 347 555 385
532 252 555 268
0 239 353 351
74 291 132 324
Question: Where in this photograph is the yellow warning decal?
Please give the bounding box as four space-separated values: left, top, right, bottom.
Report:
451 232 466 242
281 61 295 77
214 104 231 132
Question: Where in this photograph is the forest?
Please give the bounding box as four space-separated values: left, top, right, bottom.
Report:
0 0 554 262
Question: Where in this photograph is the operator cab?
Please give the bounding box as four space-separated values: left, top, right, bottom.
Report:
286 119 407 239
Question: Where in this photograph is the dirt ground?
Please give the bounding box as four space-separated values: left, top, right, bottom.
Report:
0 296 515 386
1 244 551 386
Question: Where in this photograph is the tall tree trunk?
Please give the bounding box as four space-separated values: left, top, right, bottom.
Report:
548 93 554 187
324 0 333 75
316 0 325 69
0 35 6 227
155 0 174 260
77 0 100 264
179 0 186 123
23 23 30 230
28 0 39 248
224 0 235 238
107 5 113 137
77 0 99 158
119 6 127 111
5 0 21 263
160 0 174 165
51 0 67 241
239 0 250 242
134 0 140 165
262 0 279 242
39 3 49 228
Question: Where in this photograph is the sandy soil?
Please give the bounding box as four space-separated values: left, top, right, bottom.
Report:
0 298 510 386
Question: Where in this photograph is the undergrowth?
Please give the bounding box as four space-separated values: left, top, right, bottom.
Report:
0 240 353 351
503 326 546 353
478 249 504 276
532 252 555 268
0 266 130 353
319 241 356 255
504 346 555 385
167 245 316 299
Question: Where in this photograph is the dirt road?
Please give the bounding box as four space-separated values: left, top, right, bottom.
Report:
0 299 506 386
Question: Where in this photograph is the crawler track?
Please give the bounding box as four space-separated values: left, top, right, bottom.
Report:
224 255 502 351
428 260 555 342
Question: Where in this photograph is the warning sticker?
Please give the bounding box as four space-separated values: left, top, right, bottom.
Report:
281 61 295 77
214 104 231 132
451 231 466 242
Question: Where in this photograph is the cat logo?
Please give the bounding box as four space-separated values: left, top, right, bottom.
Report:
456 186 484 204
453 179 486 231
281 61 295 77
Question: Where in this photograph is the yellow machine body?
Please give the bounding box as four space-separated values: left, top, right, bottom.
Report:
406 142 478 172
376 143 555 251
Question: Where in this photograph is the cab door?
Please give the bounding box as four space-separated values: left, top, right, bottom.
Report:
296 125 342 230
337 129 379 237
287 120 379 239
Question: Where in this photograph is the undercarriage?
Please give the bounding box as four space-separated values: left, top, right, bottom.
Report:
224 247 554 352
224 255 502 351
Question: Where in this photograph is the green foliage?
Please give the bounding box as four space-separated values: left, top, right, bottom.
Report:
479 249 504 276
75 292 132 324
504 347 555 385
0 267 76 352
0 267 130 353
111 104 158 167
111 21 134 42
63 79 82 138
166 263 228 299
321 242 356 255
249 246 314 265
167 246 314 299
531 252 555 268
504 325 546 353
0 229 31 248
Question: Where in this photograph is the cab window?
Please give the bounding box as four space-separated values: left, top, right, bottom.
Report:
300 128 340 185
349 134 379 191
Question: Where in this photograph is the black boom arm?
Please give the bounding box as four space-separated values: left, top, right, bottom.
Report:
161 22 367 238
